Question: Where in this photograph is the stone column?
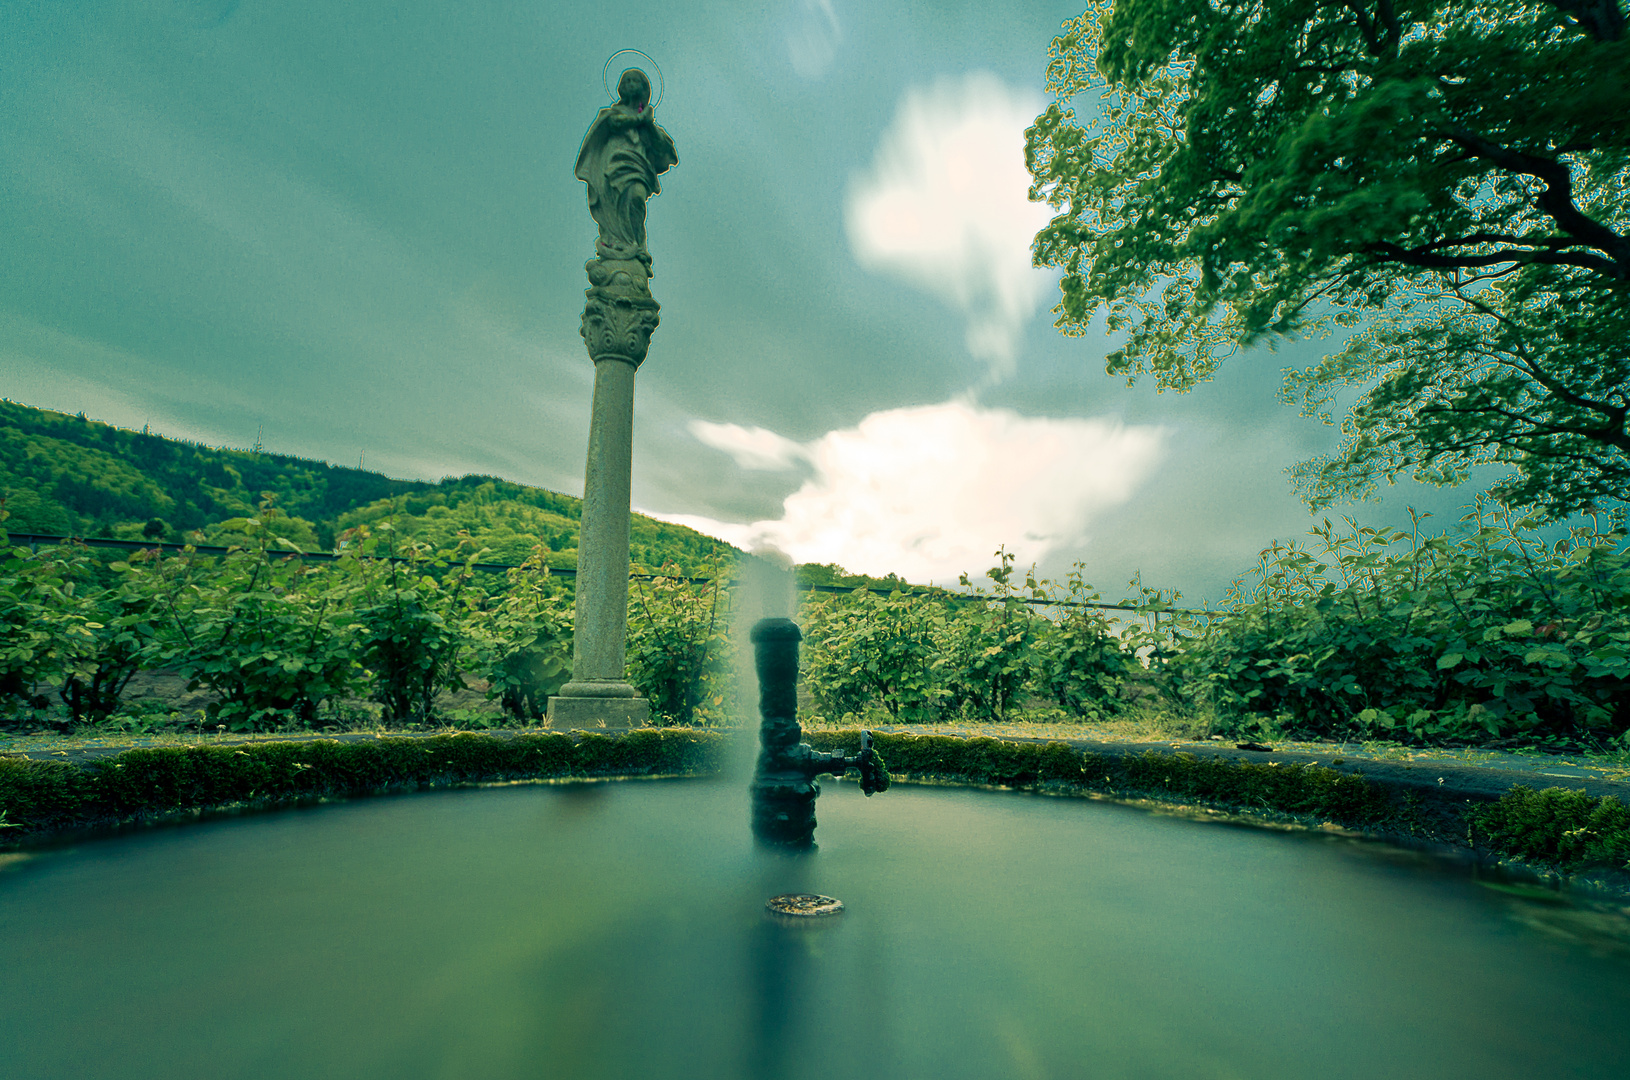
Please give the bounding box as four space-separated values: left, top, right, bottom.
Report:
546 281 658 728
550 68 675 729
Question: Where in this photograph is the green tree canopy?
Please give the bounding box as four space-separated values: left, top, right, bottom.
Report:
1026 0 1629 518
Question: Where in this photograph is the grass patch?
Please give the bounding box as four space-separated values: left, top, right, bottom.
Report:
0 729 726 843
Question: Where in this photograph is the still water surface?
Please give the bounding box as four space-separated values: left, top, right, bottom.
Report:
3 778 1629 1080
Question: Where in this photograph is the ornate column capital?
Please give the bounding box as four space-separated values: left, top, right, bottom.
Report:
581 286 661 368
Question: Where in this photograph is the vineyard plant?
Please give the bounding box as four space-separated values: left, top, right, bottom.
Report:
4 502 1630 753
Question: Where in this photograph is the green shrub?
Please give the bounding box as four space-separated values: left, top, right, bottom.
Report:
464 546 573 721
939 550 1043 722
625 563 731 725
163 507 364 731
348 524 476 727
1030 565 1140 719
0 730 727 840
800 586 950 723
1177 507 1630 746
57 548 167 725
0 537 83 724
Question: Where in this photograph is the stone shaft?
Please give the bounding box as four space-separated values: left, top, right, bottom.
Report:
563 354 639 694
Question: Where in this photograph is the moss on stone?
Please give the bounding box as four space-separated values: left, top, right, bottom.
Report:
10 727 1627 885
0 730 726 844
1468 785 1630 873
807 730 1630 880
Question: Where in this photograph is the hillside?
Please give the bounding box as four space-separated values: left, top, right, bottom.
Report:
0 400 739 572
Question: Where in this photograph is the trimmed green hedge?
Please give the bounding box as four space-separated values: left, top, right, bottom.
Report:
808 731 1630 877
0 729 726 841
6 728 1628 881
809 730 1392 825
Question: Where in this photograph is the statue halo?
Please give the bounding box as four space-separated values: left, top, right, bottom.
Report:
601 50 664 109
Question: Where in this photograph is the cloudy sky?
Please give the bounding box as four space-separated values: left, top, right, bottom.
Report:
0 0 1486 604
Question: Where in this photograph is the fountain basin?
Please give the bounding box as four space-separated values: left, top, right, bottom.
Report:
2 776 1628 1079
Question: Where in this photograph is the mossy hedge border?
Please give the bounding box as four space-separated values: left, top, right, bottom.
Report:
808 731 1630 880
4 728 1628 885
0 729 726 844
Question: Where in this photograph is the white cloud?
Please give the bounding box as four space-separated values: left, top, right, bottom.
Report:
846 73 1057 382
660 401 1166 584
787 0 842 79
688 420 810 471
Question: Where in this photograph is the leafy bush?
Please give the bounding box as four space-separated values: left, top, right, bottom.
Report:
465 546 573 721
58 548 166 725
162 508 364 731
800 585 950 723
347 524 476 727
625 563 730 725
1029 565 1139 719
0 536 79 724
1180 506 1630 746
940 550 1044 722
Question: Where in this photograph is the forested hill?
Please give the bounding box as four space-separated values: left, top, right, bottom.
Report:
0 399 739 571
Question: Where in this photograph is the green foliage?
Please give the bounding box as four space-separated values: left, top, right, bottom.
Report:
161 507 364 732
799 550 1164 725
794 561 920 593
0 730 727 841
1178 506 1630 744
0 525 169 730
0 398 426 535
346 524 476 727
1469 785 1630 872
463 547 573 721
800 551 1147 725
941 550 1047 722
0 539 78 721
57 551 165 726
800 586 951 723
1030 565 1139 718
335 478 736 573
1027 0 1630 518
0 400 741 571
626 564 731 725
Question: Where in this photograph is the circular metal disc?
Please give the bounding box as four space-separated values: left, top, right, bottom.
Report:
766 893 844 917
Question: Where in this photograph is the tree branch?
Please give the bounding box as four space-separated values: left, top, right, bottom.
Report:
1418 231 1605 254
1343 0 1402 56
1364 241 1620 276
1443 124 1630 278
1545 0 1626 41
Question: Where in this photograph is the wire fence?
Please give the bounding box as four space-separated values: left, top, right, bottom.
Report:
2 532 1209 615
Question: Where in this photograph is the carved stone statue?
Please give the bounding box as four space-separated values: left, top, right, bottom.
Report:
573 66 677 370
575 68 678 288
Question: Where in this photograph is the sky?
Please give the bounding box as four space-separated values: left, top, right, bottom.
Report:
0 0 1494 605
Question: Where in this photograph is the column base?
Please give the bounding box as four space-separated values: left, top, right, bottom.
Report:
546 693 651 729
